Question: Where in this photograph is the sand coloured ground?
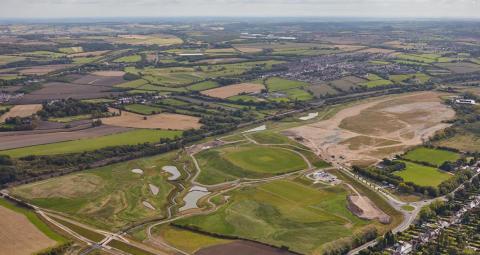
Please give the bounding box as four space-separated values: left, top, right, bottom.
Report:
0 205 57 255
92 71 125 77
201 83 264 99
286 92 455 166
0 104 42 123
102 109 201 130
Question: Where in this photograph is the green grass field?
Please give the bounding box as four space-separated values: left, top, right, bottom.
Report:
1 129 182 158
0 55 26 65
195 144 308 185
115 79 150 89
50 215 104 242
389 73 431 84
155 225 232 254
114 55 142 63
49 114 92 123
108 239 157 255
283 88 314 101
187 81 219 91
266 77 310 92
124 104 164 115
126 61 282 87
11 152 182 231
403 147 460 167
0 198 67 244
175 179 369 254
394 161 452 187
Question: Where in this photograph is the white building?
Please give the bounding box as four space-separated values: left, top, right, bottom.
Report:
455 99 476 105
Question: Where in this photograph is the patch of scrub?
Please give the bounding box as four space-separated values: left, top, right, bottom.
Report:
149 184 159 195
162 166 180 181
143 201 156 210
180 186 210 212
131 169 144 175
299 112 318 121
242 125 266 133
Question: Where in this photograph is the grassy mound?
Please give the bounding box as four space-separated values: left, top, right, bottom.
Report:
195 144 308 185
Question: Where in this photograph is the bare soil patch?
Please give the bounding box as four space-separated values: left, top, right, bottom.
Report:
194 58 246 64
102 110 201 130
17 82 122 104
201 83 264 99
0 104 42 123
0 205 57 255
91 71 125 77
348 195 390 223
195 240 297 255
286 92 454 165
72 74 125 86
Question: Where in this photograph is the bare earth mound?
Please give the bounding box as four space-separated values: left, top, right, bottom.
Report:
0 104 42 123
102 110 201 130
201 83 264 99
348 195 390 224
285 92 454 165
0 205 57 255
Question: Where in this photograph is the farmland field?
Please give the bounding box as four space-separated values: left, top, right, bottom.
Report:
0 104 42 122
175 179 370 254
266 77 310 92
114 54 142 63
124 104 164 115
126 61 282 87
187 81 219 91
403 147 460 167
0 198 66 255
436 62 480 74
102 110 201 130
1 129 182 157
394 161 452 187
195 144 308 185
201 83 264 99
153 225 232 254
389 73 431 84
11 151 181 230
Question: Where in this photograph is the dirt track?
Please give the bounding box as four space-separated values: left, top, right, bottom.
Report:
286 92 455 166
0 104 42 123
102 110 201 130
0 205 57 255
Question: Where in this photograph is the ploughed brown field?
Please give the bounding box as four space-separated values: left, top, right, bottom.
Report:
17 82 122 104
0 205 56 255
285 92 455 166
102 109 201 130
201 83 265 99
0 125 130 150
195 240 298 255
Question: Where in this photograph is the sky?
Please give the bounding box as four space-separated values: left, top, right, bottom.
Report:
0 0 479 19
